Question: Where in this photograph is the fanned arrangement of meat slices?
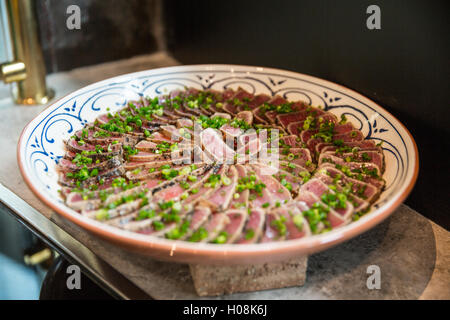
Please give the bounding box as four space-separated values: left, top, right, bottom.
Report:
58 87 386 243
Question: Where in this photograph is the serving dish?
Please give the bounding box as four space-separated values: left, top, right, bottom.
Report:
17 64 418 264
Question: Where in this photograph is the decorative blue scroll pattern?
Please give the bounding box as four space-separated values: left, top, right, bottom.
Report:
23 68 409 209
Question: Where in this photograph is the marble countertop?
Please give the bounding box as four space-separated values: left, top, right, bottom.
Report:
0 52 448 299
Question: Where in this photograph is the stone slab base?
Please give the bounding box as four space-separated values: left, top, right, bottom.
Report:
189 256 308 296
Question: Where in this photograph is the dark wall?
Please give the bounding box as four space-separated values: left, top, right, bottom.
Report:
36 0 163 73
164 0 450 229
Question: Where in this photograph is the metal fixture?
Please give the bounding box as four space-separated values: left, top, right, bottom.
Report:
24 247 53 266
1 0 53 105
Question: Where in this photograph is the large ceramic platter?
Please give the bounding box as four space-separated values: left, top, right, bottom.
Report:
17 65 418 264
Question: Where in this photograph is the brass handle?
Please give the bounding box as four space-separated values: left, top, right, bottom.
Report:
24 248 52 266
4 0 54 105
0 61 26 83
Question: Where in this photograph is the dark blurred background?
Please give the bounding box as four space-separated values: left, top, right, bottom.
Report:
36 0 163 72
35 0 449 229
